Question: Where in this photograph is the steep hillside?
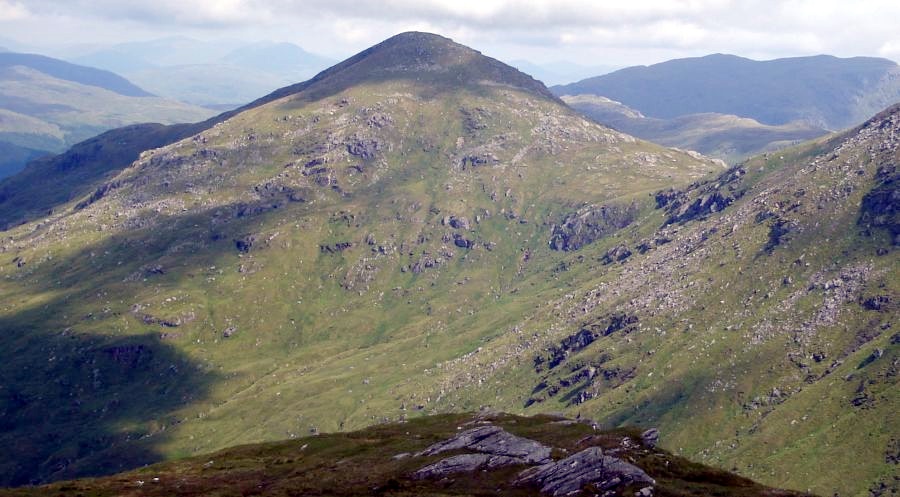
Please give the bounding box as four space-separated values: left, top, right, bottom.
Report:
0 53 214 178
553 54 900 130
563 95 827 163
0 33 895 497
0 31 716 487
0 412 811 497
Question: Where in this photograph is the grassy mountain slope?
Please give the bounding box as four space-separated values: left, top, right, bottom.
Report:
562 95 828 163
552 54 900 130
0 31 717 486
0 412 810 497
0 33 896 497
0 56 214 179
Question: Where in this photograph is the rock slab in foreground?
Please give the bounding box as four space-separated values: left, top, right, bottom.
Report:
516 447 655 497
415 425 552 464
413 453 525 479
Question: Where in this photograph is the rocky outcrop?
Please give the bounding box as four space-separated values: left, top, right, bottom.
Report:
656 166 746 225
600 244 632 265
858 163 899 245
415 425 552 464
515 447 654 496
74 180 121 210
412 425 655 496
550 203 638 251
235 235 256 253
413 454 523 479
346 137 382 160
319 241 353 254
641 429 659 448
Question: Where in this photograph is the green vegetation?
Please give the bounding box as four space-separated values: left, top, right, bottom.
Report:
0 33 895 497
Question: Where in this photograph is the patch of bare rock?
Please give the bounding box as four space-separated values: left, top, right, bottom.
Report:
410 424 655 496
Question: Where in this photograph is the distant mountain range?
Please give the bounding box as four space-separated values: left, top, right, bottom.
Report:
561 94 828 163
0 52 213 178
553 53 900 130
71 37 335 107
0 52 214 178
553 54 900 161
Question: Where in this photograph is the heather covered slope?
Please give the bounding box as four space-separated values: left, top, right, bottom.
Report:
0 33 895 497
0 413 811 497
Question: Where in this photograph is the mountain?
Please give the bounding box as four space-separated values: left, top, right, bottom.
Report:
73 38 335 107
0 32 896 497
553 54 900 130
0 31 718 487
0 52 215 178
71 37 241 73
220 41 334 78
563 94 828 163
125 64 292 108
0 412 811 497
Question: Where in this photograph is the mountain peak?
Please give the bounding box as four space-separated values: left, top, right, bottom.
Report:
258 31 557 104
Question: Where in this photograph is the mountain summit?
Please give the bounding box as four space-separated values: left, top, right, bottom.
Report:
261 31 558 103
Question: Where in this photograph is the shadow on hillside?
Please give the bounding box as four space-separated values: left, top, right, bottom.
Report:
0 311 221 486
0 200 299 486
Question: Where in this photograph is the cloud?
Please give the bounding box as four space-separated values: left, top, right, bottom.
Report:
0 0 29 21
3 0 899 65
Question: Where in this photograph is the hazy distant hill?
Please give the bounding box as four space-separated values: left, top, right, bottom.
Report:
0 52 151 97
74 37 335 107
553 54 900 130
563 94 828 163
0 52 214 178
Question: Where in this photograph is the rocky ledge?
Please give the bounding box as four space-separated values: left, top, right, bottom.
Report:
411 424 655 496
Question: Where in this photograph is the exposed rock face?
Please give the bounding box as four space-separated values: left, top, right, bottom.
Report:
515 447 654 496
319 241 353 254
415 425 552 464
656 166 746 225
550 203 639 251
600 244 632 265
412 424 656 496
74 180 121 210
413 453 524 479
234 235 256 253
641 429 660 448
858 163 899 244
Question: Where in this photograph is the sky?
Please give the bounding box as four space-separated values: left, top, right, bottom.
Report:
1 0 899 70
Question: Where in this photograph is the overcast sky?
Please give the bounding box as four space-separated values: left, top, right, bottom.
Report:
2 0 899 68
